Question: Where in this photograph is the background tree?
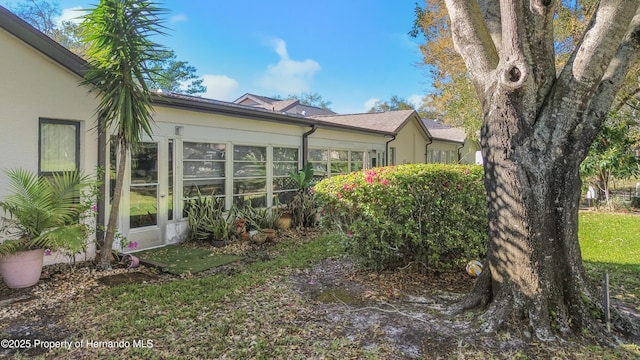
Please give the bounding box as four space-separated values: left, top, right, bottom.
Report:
424 0 640 342
145 49 207 95
367 95 414 112
273 92 333 110
80 0 165 269
580 115 640 207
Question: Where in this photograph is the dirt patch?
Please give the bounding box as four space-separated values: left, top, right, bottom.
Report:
288 258 640 359
96 272 160 286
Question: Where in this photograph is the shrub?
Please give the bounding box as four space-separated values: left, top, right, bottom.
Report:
314 164 487 271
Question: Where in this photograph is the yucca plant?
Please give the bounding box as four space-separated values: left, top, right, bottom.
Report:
0 168 91 257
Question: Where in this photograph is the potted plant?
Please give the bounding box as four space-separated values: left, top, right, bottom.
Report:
0 169 91 288
287 163 318 228
207 217 230 248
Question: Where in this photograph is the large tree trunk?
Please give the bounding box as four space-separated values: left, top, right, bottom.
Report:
98 140 128 270
444 0 640 341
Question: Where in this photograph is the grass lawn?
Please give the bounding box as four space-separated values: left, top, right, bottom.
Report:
134 244 243 275
579 212 640 310
12 213 639 359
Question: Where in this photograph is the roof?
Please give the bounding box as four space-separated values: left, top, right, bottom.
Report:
312 110 431 139
233 93 336 117
422 119 467 143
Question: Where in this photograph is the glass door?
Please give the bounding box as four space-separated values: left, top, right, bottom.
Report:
130 143 159 229
126 140 170 250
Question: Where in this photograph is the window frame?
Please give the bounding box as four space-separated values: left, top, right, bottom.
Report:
38 118 80 176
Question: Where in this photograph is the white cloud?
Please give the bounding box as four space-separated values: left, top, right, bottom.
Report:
258 37 320 94
363 98 380 111
408 94 425 109
170 14 188 23
201 74 240 101
57 7 86 25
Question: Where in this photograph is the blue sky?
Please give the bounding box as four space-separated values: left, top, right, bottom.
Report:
3 0 432 114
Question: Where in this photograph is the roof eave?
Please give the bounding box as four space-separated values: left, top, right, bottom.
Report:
0 6 87 77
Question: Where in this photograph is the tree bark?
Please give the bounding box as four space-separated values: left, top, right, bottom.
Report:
444 0 640 341
98 140 128 270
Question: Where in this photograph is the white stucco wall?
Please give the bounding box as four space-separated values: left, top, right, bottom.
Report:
0 28 99 265
390 119 429 164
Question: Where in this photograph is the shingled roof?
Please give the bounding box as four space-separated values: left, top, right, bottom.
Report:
422 119 467 143
233 93 336 117
311 110 425 134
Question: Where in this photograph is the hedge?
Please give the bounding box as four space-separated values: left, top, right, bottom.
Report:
314 163 487 271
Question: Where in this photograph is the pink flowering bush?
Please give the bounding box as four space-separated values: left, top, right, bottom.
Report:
314 164 487 271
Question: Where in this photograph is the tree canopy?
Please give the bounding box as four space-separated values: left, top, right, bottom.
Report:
273 92 333 110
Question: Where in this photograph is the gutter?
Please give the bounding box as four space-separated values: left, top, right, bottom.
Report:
302 125 317 166
457 143 465 163
424 136 433 163
385 135 396 166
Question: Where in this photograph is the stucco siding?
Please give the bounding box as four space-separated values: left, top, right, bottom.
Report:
0 28 99 264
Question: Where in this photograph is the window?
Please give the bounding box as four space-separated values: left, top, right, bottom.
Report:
309 148 368 177
273 147 299 204
309 149 328 177
183 142 226 210
39 119 79 175
330 150 349 175
389 147 396 166
233 145 267 207
351 151 365 171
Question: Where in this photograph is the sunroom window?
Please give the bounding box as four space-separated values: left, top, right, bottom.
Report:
273 147 299 204
233 145 267 207
183 142 226 211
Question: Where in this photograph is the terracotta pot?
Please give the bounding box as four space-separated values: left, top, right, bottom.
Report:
261 228 277 241
252 232 267 244
276 213 292 230
0 248 44 288
121 254 140 269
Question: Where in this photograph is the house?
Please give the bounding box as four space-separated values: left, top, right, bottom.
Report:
0 5 395 255
233 93 336 117
0 5 480 258
423 119 481 164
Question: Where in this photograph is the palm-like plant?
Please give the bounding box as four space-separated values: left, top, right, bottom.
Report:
0 169 90 257
80 0 166 269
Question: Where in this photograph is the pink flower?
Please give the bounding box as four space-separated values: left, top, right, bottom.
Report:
127 241 138 249
351 183 357 189
381 179 389 186
347 230 353 237
343 184 350 190
464 169 470 175
366 175 374 184
44 249 52 256
457 185 463 191
309 187 316 194
90 205 98 212
337 192 342 198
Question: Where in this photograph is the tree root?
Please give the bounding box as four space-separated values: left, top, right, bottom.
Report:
446 267 492 316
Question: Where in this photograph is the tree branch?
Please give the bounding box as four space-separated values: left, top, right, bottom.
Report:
558 1 639 101
479 0 501 53
526 0 557 109
577 9 640 154
444 0 499 90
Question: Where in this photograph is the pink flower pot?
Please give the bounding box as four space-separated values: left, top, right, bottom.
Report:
0 248 44 289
